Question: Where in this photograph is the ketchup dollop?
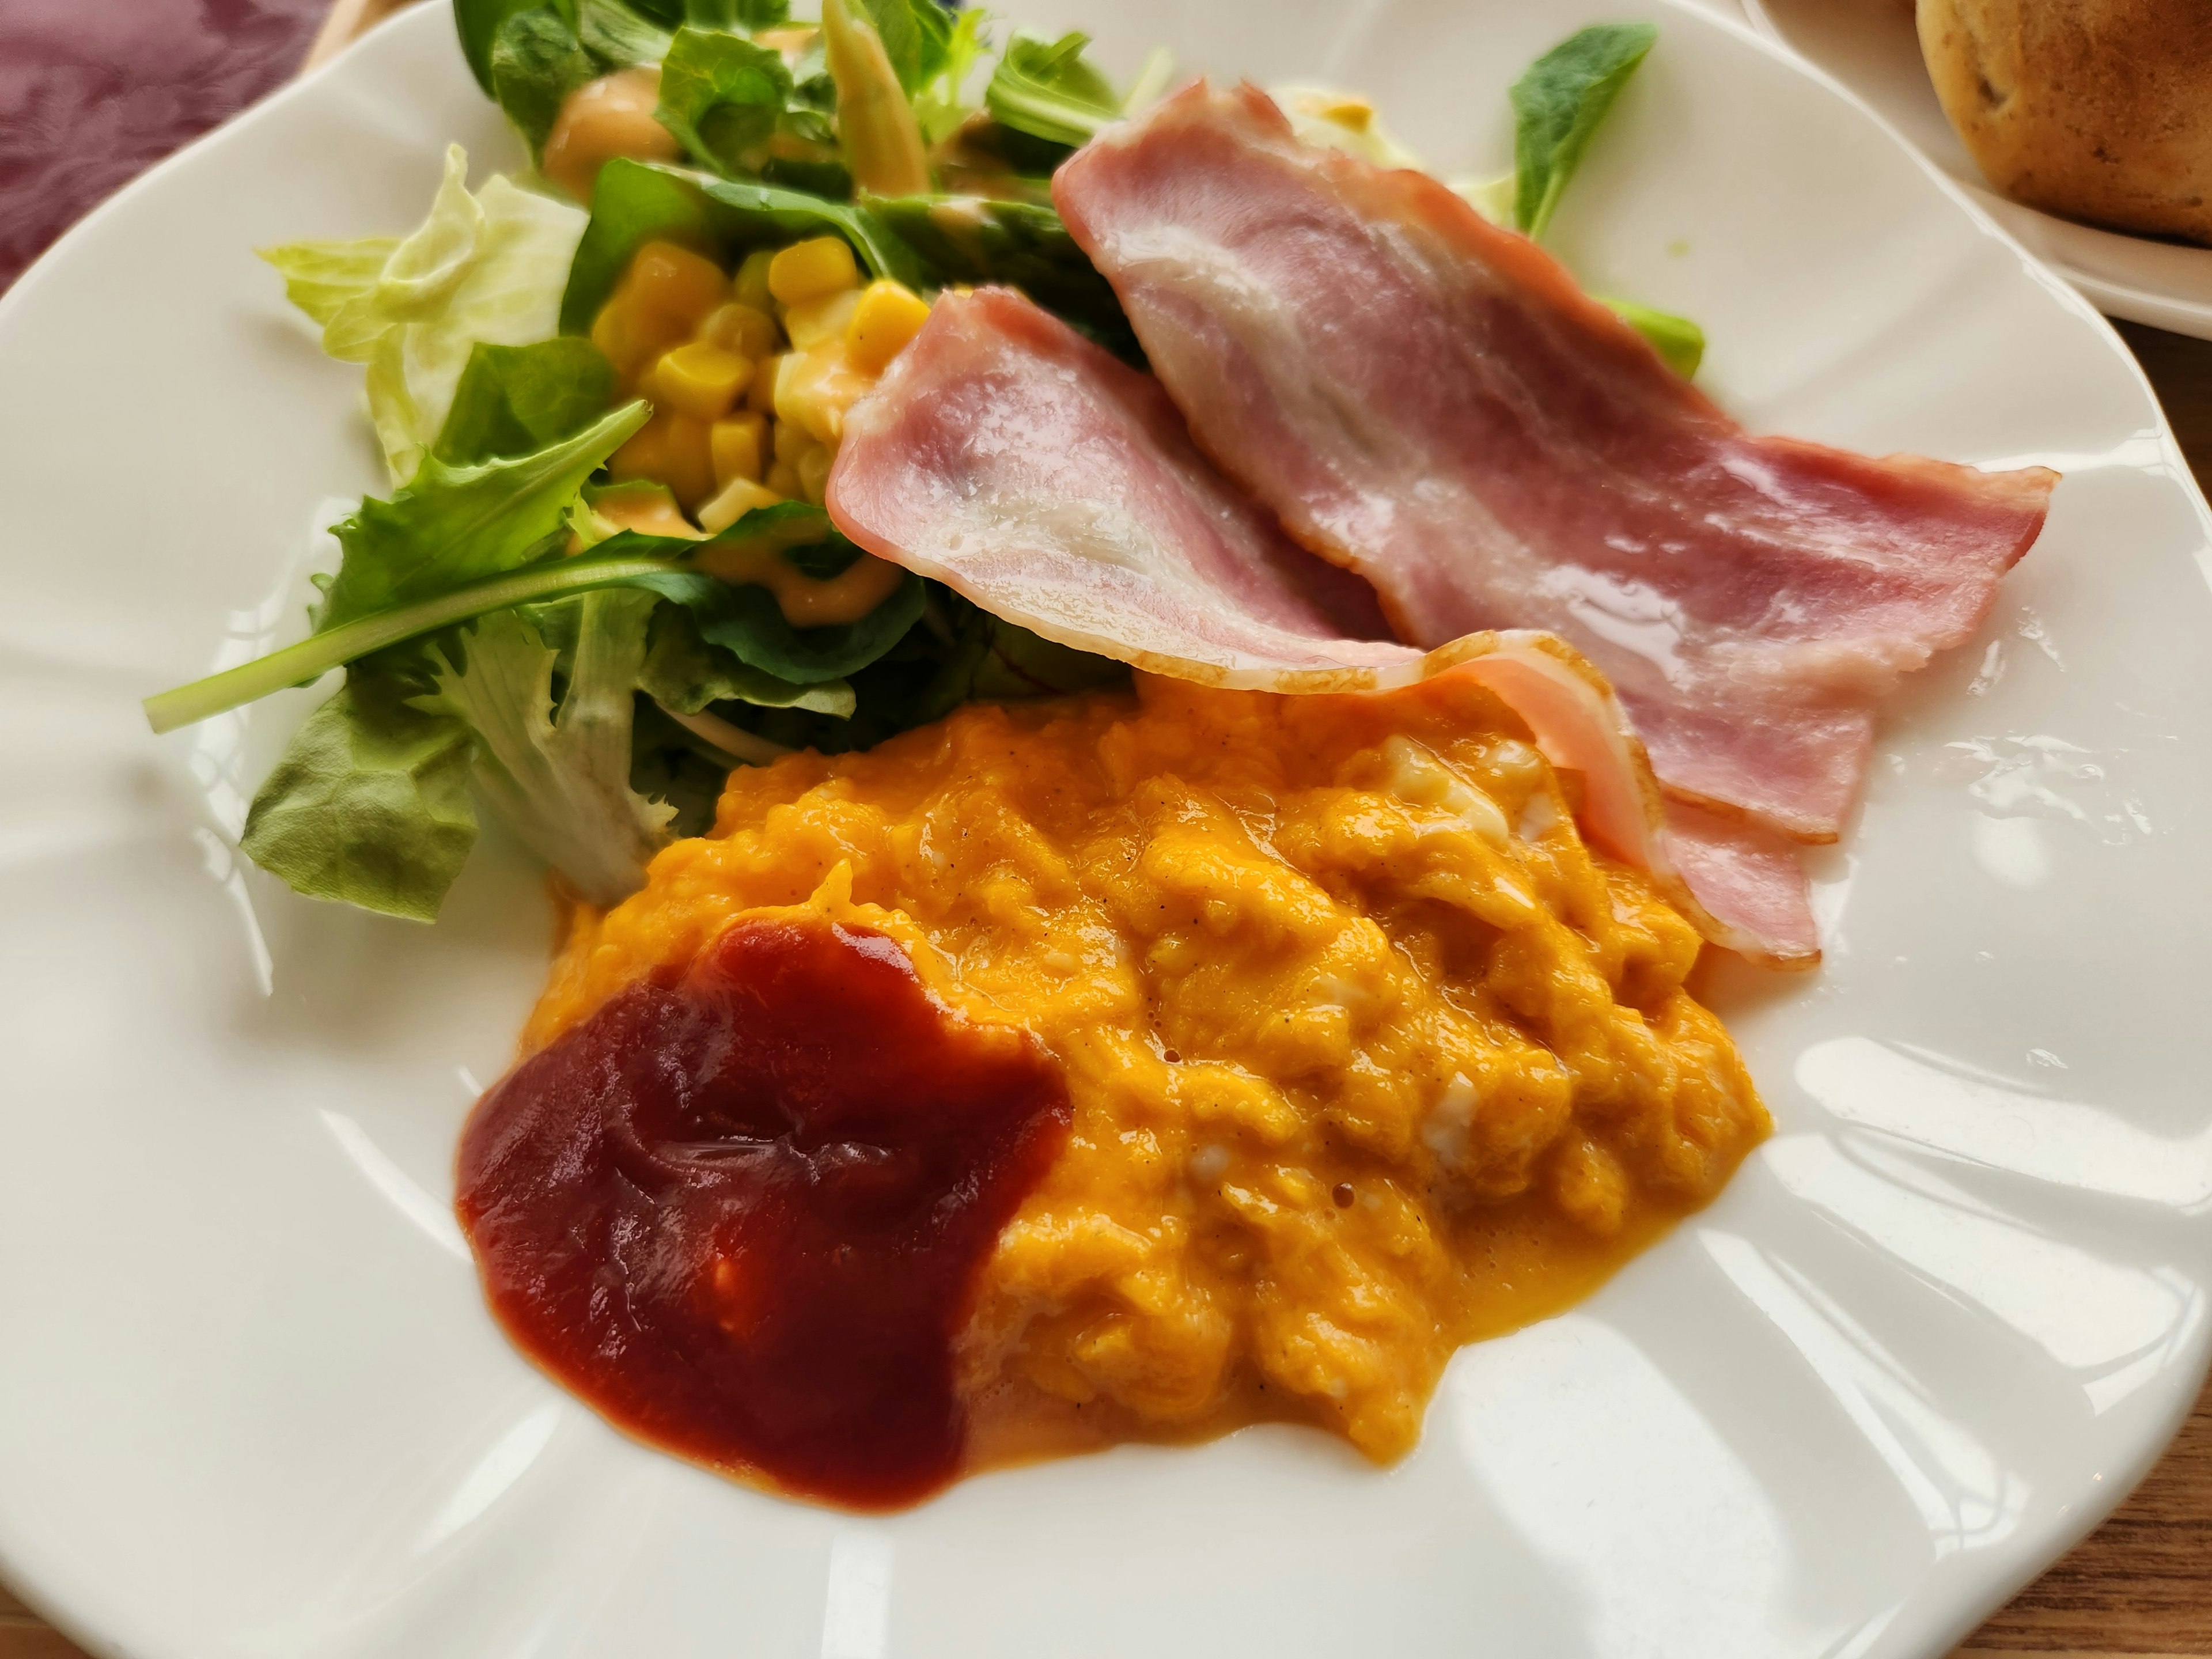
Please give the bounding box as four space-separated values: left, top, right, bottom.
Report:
457 914 1071 1509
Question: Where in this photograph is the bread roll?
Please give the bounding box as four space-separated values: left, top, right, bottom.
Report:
1919 0 2212 245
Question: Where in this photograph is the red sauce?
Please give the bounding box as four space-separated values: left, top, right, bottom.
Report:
456 914 1071 1509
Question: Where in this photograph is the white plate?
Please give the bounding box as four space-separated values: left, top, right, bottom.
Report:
1736 0 2212 339
3 3 2210 1656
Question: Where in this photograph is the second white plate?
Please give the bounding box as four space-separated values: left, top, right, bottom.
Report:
1738 0 2212 338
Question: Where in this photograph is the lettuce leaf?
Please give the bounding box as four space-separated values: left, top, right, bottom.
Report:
238 658 479 922
1510 23 1657 240
262 145 590 482
433 337 618 465
851 0 952 99
415 591 675 907
559 157 923 331
319 401 647 630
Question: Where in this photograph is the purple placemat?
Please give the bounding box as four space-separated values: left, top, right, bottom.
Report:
1 0 329 294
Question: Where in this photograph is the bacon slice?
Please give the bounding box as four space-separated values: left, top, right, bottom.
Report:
1053 81 2056 846
829 285 1402 688
827 288 1816 966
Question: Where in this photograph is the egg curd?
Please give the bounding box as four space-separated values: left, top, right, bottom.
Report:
525 671 1767 1467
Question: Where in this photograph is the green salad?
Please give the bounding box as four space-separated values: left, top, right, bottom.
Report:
146 0 1691 922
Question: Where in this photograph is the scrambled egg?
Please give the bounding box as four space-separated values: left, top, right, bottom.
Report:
527 673 1767 1465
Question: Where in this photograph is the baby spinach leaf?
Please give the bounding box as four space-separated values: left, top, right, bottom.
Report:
654 26 796 177
639 603 856 715
684 0 790 28
853 0 952 98
872 194 1139 361
434 338 618 465
456 0 548 94
590 522 926 683
319 401 648 630
984 29 1122 149
239 658 479 921
488 4 604 150
1510 22 1657 240
559 159 923 331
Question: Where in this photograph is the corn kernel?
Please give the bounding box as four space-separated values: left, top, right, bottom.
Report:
590 294 684 381
747 353 785 414
649 341 752 421
765 459 804 499
783 287 863 353
773 411 821 467
611 407 716 509
700 301 781 360
590 481 697 539
796 444 834 505
698 474 785 533
628 241 729 330
710 411 768 486
767 236 859 306
733 248 778 315
846 279 931 374
774 344 872 445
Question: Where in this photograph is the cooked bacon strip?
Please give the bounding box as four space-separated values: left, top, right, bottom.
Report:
1054 81 2056 845
827 288 1816 965
829 285 1400 687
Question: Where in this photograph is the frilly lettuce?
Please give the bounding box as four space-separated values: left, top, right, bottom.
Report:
415 591 676 908
260 145 589 483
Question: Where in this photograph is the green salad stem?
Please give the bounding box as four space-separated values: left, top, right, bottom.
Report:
143 551 681 734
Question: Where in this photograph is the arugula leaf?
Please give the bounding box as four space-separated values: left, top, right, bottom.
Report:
1600 296 1704 377
434 338 618 464
239 660 479 921
912 7 988 145
654 26 797 177
1510 22 1657 240
639 603 856 715
559 158 924 330
145 547 704 733
416 591 675 907
319 401 648 630
872 195 1139 361
984 29 1122 149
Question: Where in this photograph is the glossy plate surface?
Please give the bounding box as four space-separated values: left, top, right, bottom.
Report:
2 3 2210 1657
1737 0 2212 339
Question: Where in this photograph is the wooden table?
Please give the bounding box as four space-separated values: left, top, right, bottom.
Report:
2 3 2209 1651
